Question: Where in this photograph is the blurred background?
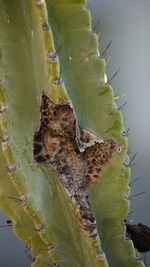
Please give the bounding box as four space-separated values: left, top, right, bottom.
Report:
0 0 150 266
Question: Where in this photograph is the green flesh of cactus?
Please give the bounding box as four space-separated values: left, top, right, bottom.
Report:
0 132 56 267
0 0 145 266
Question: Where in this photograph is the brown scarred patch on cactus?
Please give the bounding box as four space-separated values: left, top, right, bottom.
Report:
33 93 122 238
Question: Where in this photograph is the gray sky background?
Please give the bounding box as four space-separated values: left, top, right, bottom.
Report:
0 1 150 266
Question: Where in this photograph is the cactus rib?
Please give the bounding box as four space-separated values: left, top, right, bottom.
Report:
0 0 146 266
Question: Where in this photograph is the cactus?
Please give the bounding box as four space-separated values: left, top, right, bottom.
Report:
0 0 145 266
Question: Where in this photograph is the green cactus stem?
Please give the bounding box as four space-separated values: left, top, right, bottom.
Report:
0 132 56 267
0 0 145 266
45 0 145 266
0 1 106 266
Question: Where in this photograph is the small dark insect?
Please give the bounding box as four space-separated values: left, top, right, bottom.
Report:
0 220 12 228
6 220 12 224
126 223 150 253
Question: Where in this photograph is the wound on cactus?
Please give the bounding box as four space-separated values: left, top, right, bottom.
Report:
33 93 122 238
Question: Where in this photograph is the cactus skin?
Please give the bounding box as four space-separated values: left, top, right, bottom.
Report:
0 1 107 266
0 133 56 267
0 1 145 267
46 1 145 266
